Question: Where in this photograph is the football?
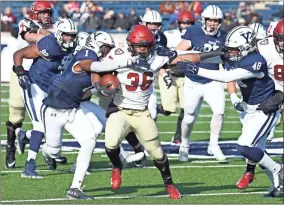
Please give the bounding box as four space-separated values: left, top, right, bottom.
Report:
100 74 120 90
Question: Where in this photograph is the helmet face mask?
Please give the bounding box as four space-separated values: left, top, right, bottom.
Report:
201 5 223 36
30 1 53 28
273 19 284 54
140 10 162 35
55 18 79 51
127 25 156 60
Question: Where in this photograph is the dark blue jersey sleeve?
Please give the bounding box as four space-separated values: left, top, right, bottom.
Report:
75 49 99 62
37 34 65 61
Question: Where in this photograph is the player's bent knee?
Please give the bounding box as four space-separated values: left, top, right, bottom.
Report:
183 114 195 125
42 144 61 158
9 106 25 124
148 146 164 160
105 139 120 150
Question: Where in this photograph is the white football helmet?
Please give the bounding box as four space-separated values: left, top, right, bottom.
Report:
224 26 257 61
249 23 267 41
140 10 163 33
74 32 90 53
85 31 115 58
201 5 223 36
54 18 78 50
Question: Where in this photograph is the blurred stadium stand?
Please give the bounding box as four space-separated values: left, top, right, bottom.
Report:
1 1 282 33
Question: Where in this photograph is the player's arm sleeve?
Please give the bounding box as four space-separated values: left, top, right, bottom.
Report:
197 67 264 83
13 43 41 66
90 58 131 72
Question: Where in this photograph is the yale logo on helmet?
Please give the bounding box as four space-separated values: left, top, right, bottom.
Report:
240 32 252 44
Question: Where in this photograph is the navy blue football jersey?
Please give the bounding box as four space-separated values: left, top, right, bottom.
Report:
156 31 167 47
182 25 227 83
225 52 275 105
28 34 73 92
43 48 99 109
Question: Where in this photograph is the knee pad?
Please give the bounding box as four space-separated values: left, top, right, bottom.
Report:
9 106 25 124
148 146 164 160
183 113 195 125
42 143 61 158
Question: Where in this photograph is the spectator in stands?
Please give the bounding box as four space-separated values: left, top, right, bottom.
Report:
80 0 93 13
51 1 62 21
242 8 253 24
159 0 175 15
188 1 202 17
64 1 80 17
238 17 247 26
175 1 189 12
145 7 151 13
236 2 248 19
221 11 238 32
101 10 115 30
114 12 130 31
1 7 16 32
83 10 102 30
250 12 262 24
20 7 30 19
71 7 81 25
128 8 139 28
168 8 179 29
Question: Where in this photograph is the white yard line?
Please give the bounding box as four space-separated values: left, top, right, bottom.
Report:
1 164 246 174
1 191 267 203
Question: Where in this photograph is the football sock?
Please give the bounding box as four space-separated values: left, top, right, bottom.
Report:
27 131 44 161
71 139 96 189
245 163 256 173
125 132 143 153
209 114 224 146
153 154 173 185
258 153 281 174
173 109 184 140
105 147 122 170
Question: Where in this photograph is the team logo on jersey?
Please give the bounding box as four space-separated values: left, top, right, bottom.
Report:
115 48 124 55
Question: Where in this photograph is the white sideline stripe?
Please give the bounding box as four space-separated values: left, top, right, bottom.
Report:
0 121 244 125
1 164 247 174
1 130 282 137
0 191 267 203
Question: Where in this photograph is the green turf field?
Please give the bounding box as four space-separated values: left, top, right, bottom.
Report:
1 84 283 204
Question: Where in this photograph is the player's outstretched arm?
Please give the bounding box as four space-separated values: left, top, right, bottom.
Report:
177 62 264 83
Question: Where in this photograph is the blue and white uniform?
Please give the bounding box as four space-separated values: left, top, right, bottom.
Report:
224 53 279 149
23 34 72 132
42 48 106 189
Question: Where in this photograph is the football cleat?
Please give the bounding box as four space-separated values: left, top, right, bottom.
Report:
120 152 145 168
166 184 181 199
5 145 16 169
55 155 68 164
66 188 94 200
134 153 147 168
179 145 189 162
21 159 43 179
15 128 27 155
236 172 255 189
207 145 226 161
272 164 284 196
171 136 181 145
111 168 121 190
43 152 57 170
264 185 275 197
